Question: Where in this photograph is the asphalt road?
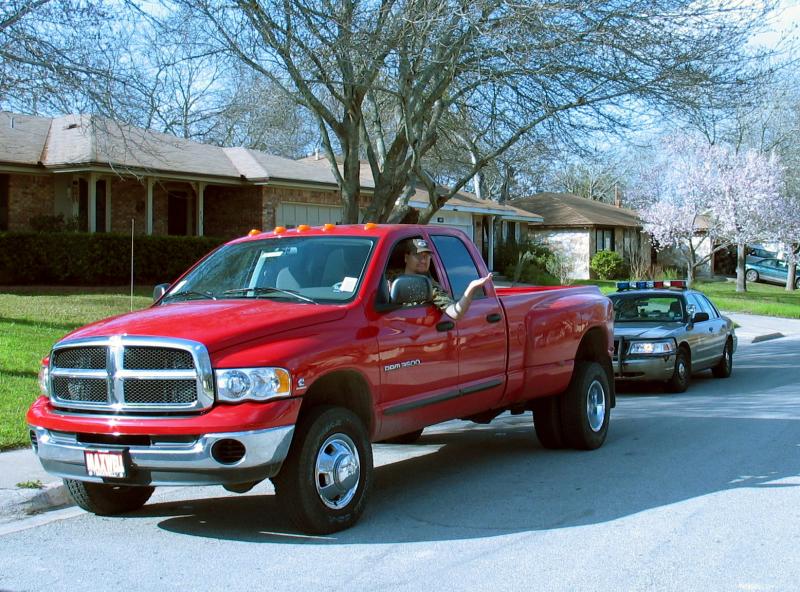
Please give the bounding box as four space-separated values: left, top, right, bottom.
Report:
1 337 798 592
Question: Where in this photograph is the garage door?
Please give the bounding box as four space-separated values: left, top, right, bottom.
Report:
277 202 343 227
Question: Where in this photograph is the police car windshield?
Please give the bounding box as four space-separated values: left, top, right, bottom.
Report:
610 294 685 323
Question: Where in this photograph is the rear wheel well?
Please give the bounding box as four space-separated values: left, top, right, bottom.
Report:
299 371 374 436
575 327 615 406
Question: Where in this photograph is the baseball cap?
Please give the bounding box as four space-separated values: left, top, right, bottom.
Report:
407 238 432 254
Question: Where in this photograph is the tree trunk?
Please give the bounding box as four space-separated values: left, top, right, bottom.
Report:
786 242 799 292
736 242 746 292
686 246 696 288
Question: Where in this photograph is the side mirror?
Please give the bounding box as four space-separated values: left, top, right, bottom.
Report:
692 312 710 323
153 283 170 302
390 274 433 306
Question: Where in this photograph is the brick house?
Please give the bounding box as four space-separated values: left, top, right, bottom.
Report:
0 112 541 269
512 192 652 279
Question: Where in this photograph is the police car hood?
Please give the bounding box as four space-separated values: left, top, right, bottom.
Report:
613 323 681 339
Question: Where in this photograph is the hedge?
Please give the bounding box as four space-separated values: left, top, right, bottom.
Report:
0 232 225 285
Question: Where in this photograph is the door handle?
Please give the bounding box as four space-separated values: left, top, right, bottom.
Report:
486 313 502 323
436 320 455 332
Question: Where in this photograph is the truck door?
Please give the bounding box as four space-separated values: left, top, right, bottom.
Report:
430 234 507 414
375 238 461 433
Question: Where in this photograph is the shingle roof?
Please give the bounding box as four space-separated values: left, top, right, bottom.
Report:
512 192 641 228
0 112 52 165
299 154 542 221
0 112 344 184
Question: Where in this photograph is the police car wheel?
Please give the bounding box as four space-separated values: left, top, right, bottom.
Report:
712 339 733 378
667 349 691 393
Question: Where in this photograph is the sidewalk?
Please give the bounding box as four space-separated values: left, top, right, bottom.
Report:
2 311 800 524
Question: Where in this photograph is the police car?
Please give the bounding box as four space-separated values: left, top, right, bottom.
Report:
607 281 737 392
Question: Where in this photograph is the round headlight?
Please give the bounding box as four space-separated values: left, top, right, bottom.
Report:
223 370 250 399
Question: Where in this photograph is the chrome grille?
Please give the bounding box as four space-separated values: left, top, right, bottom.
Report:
48 337 214 414
53 347 106 369
52 377 107 402
123 379 197 404
124 347 193 370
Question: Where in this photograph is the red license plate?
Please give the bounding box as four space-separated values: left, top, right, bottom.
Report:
84 450 127 478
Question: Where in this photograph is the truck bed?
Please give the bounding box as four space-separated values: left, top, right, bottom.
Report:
496 285 611 405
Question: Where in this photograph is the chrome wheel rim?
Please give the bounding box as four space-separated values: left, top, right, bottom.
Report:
315 433 360 510
586 379 606 432
677 358 687 381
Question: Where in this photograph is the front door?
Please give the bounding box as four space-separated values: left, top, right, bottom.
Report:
430 234 506 414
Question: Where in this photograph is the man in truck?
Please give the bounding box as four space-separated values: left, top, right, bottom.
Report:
388 237 492 321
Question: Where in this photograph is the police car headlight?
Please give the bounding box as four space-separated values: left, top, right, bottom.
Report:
628 340 676 355
215 368 291 402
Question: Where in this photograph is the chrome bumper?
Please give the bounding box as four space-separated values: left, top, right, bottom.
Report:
613 354 677 381
30 425 295 486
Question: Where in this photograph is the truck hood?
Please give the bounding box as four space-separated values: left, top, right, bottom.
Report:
613 324 681 339
60 301 347 353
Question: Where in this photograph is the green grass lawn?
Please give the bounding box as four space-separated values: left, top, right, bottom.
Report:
1 278 798 451
575 278 800 317
0 286 151 450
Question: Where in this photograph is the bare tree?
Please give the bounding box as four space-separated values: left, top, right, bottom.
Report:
153 0 777 223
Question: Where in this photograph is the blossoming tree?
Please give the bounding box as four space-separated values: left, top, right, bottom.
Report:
632 135 785 291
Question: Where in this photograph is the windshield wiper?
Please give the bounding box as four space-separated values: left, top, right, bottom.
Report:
222 287 318 304
162 290 217 302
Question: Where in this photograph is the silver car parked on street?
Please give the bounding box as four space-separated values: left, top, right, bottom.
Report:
608 281 737 392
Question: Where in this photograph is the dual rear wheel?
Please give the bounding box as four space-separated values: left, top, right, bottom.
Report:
532 361 611 451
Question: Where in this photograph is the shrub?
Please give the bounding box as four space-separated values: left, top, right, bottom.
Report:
499 240 561 285
0 232 225 285
590 250 628 280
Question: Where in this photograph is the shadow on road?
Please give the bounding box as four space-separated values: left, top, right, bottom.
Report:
135 338 800 544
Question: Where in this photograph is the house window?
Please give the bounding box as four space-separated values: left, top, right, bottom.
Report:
595 228 614 252
0 174 8 231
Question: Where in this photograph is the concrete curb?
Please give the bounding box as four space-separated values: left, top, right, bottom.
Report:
751 332 785 343
0 482 72 523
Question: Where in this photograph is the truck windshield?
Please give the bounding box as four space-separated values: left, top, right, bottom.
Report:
163 236 376 305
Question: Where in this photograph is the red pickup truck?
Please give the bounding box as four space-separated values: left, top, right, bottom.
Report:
28 224 614 533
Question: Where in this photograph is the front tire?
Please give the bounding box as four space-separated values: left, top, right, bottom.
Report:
274 406 372 534
667 348 691 392
745 269 759 283
712 339 733 378
560 361 610 450
64 480 154 515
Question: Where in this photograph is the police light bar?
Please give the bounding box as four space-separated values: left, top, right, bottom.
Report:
616 280 687 291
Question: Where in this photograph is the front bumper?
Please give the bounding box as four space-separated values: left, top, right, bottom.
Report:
613 353 677 381
29 424 295 486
